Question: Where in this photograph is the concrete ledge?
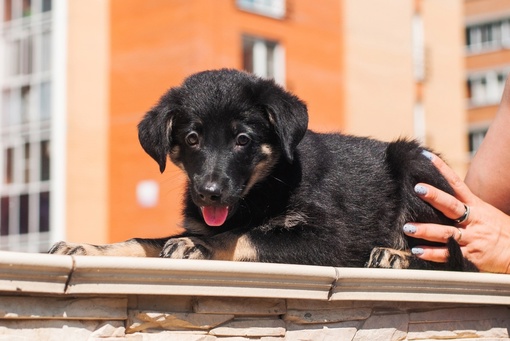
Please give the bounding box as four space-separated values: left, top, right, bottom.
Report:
331 267 510 305
1 251 510 340
69 255 336 300
0 250 72 294
1 251 510 304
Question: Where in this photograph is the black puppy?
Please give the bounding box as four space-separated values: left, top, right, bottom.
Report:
50 69 473 271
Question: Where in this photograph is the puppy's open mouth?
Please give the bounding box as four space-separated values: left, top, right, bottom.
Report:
201 206 229 226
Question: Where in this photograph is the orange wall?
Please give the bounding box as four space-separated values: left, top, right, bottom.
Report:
342 0 415 141
466 49 510 70
65 0 109 244
422 0 467 174
465 0 510 16
468 105 499 124
108 0 344 242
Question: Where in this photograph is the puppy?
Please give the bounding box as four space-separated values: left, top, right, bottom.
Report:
50 69 474 271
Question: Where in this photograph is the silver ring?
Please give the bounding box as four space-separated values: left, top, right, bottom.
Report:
455 228 463 242
454 204 470 224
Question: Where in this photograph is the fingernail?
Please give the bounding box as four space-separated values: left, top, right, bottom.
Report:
411 247 424 255
421 150 434 161
414 184 428 196
403 224 417 234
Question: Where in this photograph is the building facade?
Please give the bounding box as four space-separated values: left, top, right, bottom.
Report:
465 0 510 156
0 0 53 252
0 0 468 251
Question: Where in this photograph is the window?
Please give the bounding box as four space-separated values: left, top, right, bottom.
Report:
0 0 52 252
242 35 285 85
467 69 509 107
468 128 488 158
412 14 425 82
413 102 426 143
466 18 510 53
236 0 285 19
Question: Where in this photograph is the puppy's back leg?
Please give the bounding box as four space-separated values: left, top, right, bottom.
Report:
48 238 169 257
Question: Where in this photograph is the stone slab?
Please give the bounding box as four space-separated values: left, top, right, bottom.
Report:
410 306 510 322
408 319 510 340
127 310 234 333
193 297 286 315
0 296 127 320
353 313 409 341
209 318 286 337
283 308 372 324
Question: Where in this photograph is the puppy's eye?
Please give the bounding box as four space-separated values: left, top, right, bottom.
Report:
185 132 199 146
236 133 251 146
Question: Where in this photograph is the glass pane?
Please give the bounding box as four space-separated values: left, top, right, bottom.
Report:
266 42 276 79
470 27 481 47
42 0 51 12
2 89 10 126
39 191 49 232
466 79 472 100
21 85 30 123
242 37 254 73
8 87 21 125
492 22 502 46
40 140 50 181
40 82 51 120
472 78 487 105
22 0 32 17
502 20 510 46
19 194 29 234
1 197 9 236
481 25 490 44
21 35 33 75
23 142 30 183
237 0 285 18
4 148 14 184
11 40 21 76
41 30 51 71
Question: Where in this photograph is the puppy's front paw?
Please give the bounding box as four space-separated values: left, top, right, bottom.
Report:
48 241 101 256
367 247 411 269
160 237 212 260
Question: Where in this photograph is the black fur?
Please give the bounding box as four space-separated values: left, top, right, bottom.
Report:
137 69 474 271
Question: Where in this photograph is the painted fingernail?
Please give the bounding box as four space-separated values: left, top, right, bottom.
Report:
411 247 424 256
403 224 417 234
414 184 428 196
421 150 434 161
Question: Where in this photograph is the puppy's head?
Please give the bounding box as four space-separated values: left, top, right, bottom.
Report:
138 69 308 226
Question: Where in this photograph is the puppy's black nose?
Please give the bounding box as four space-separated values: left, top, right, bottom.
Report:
198 181 222 203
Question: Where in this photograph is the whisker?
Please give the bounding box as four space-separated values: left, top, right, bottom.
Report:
269 175 291 187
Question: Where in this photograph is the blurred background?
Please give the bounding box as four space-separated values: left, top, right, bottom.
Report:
0 0 507 252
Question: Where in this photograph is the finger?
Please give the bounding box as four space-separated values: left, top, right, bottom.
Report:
411 246 449 263
423 152 473 203
414 183 470 222
403 223 464 244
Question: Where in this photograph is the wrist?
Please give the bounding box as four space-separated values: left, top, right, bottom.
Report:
497 247 510 274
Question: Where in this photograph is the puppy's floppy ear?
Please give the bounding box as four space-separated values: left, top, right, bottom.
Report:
259 81 308 163
138 104 173 173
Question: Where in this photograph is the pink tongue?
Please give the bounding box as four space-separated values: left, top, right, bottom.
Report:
201 206 229 226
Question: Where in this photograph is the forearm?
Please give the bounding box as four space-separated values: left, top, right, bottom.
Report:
465 78 510 215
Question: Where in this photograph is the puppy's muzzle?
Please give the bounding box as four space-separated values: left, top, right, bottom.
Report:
197 181 223 205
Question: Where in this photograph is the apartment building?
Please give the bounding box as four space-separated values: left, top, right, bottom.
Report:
465 0 510 156
0 0 466 251
1 0 54 251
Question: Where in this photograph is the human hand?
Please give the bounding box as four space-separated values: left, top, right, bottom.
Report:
403 151 510 273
